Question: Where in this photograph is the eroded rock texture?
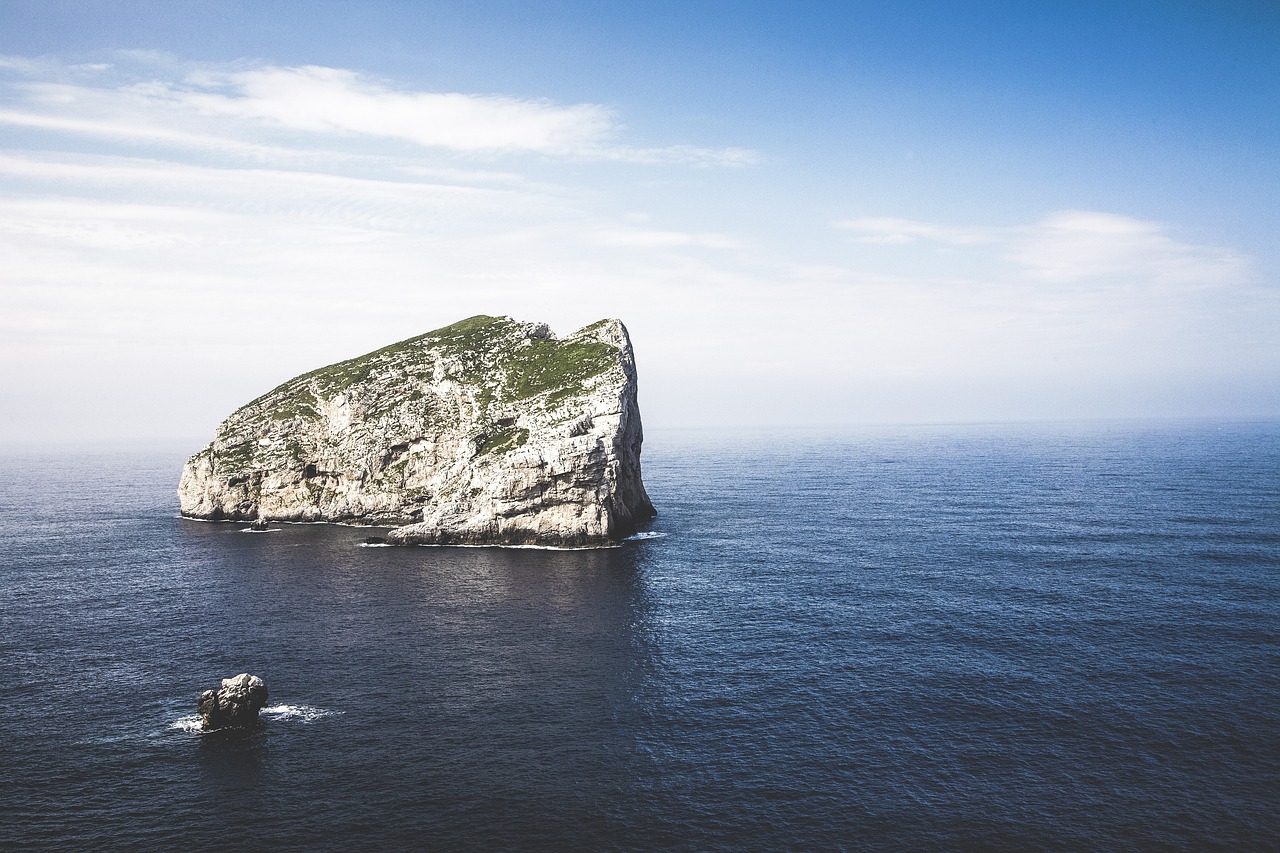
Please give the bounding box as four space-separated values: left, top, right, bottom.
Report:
198 673 268 731
178 316 655 547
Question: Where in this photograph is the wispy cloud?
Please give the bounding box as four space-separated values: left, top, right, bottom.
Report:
1012 210 1247 285
0 55 757 165
590 227 744 249
179 65 616 154
835 211 1248 286
834 216 997 245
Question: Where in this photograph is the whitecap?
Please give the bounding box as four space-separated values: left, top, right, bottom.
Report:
625 531 668 541
259 704 340 723
169 714 204 733
168 704 338 734
240 528 281 534
407 541 619 550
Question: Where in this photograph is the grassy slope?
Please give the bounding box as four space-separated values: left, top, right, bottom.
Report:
207 315 619 471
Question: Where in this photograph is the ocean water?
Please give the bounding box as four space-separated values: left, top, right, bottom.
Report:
1 422 1277 851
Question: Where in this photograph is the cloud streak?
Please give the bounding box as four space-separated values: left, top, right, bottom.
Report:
1012 211 1247 285
0 55 757 165
834 216 997 246
181 65 617 154
836 211 1247 286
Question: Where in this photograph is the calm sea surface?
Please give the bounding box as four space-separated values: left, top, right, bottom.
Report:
1 422 1277 851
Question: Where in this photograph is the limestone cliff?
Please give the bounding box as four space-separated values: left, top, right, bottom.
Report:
178 315 655 547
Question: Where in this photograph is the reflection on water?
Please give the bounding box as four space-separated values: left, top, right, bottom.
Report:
169 518 662 847
4 426 1278 850
198 728 269 788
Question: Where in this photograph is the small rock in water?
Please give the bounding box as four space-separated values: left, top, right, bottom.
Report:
198 673 268 731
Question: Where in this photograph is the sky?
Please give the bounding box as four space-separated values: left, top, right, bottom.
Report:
1 0 1277 440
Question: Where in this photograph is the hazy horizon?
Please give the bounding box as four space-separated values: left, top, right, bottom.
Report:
2 1 1277 441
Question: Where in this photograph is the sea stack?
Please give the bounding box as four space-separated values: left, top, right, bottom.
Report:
178 316 655 547
198 673 268 730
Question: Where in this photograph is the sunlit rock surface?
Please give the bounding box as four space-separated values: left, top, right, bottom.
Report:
198 673 268 731
178 316 655 547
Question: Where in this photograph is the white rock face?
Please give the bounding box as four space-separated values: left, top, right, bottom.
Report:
178 316 655 547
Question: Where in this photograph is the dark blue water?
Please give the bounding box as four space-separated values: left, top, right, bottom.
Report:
2 422 1278 850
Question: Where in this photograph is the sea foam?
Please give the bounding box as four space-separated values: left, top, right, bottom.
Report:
168 704 339 733
260 704 340 723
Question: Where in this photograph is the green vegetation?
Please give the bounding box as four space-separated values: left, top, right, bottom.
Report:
575 318 612 335
232 316 500 418
427 314 509 355
216 440 258 473
269 388 319 421
230 315 620 426
301 357 385 396
504 339 616 403
430 315 620 405
366 387 429 423
476 426 529 456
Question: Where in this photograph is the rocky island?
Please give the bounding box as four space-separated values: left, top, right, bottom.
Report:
198 673 268 731
178 315 655 547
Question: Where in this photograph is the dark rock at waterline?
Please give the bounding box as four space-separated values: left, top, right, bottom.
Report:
198 673 268 731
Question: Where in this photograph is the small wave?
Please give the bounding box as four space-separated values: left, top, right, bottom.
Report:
404 542 620 550
240 528 281 534
168 705 339 733
260 704 340 723
169 714 203 733
489 542 616 550
177 516 387 530
625 531 668 541
357 541 394 548
282 520 389 528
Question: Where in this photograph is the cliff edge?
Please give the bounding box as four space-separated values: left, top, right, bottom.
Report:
178 315 655 547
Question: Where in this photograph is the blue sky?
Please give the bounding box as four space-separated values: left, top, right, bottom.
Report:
1 1 1277 439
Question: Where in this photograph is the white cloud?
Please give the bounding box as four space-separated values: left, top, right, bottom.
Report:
599 143 760 167
0 56 757 164
0 103 292 159
1012 210 1248 285
0 196 210 250
835 211 1248 286
590 228 744 249
0 149 757 362
834 216 998 245
178 65 617 154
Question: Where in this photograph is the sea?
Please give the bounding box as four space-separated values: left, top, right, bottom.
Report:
1 421 1277 851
